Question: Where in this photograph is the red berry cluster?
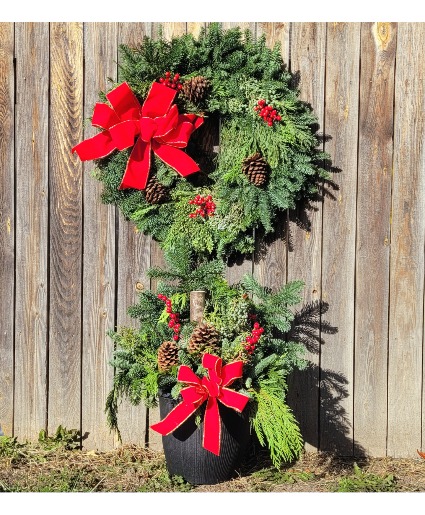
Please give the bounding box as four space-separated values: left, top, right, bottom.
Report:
254 99 282 126
159 71 183 90
244 322 264 355
188 194 216 219
157 294 181 341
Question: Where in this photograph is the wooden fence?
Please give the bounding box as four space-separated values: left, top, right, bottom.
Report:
0 22 424 458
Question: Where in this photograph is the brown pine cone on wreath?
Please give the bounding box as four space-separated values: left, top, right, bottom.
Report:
182 76 210 104
145 175 169 204
188 323 220 355
157 340 179 372
242 152 269 186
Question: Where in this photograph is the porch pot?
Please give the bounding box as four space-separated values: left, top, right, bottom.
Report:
158 392 251 485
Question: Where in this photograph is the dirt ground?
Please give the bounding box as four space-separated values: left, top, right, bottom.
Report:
1 443 425 493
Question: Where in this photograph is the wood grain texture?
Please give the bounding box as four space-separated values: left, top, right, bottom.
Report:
388 23 425 458
14 22 49 440
221 22 257 286
48 22 83 435
354 22 396 457
147 21 189 451
81 22 117 451
252 22 290 293
286 22 327 453
187 22 205 39
0 23 14 437
256 22 290 49
115 22 152 448
320 22 360 454
155 22 186 40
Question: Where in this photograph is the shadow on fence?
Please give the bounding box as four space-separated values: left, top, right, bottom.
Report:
288 300 367 458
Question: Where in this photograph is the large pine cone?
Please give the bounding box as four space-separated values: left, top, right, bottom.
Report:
188 323 220 355
145 175 168 204
182 76 209 104
157 341 179 372
242 152 269 186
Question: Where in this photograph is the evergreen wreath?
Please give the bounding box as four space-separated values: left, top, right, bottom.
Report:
77 23 329 262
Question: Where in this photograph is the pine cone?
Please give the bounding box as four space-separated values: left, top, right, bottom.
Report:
242 152 269 186
157 341 179 372
145 175 169 204
188 323 220 355
182 76 209 104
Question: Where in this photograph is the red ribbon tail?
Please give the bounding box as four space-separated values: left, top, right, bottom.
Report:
153 143 200 177
72 131 116 161
203 397 221 455
219 388 249 413
150 401 198 436
119 137 151 190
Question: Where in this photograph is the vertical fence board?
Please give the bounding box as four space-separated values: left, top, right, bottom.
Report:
187 22 205 38
147 22 189 451
354 22 396 457
222 21 256 286
48 22 83 435
14 22 49 440
81 22 117 450
388 23 425 458
320 22 360 454
257 22 289 48
252 23 290 293
286 22 327 453
0 23 14 437
114 22 152 448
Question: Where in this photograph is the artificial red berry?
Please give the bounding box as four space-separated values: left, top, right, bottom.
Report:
173 334 179 341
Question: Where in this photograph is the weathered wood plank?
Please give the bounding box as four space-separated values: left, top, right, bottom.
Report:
14 22 49 440
252 22 290 293
320 22 361 454
221 22 256 34
354 22 396 457
114 22 152 448
147 21 189 451
221 22 257 286
81 22 117 451
154 22 186 40
388 22 425 458
286 22 327 453
48 22 84 436
0 22 15 437
256 22 290 49
187 22 205 39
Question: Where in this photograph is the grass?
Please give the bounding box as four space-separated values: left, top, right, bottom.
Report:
334 463 397 492
1 429 424 492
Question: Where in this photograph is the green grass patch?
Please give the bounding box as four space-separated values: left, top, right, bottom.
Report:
334 463 397 492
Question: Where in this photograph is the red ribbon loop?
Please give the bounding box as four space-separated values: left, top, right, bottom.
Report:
150 353 249 456
72 81 203 190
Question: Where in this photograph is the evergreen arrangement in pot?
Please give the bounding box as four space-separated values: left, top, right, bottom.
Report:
104 256 306 483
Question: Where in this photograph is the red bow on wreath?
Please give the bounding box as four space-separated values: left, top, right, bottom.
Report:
151 353 249 456
72 81 204 190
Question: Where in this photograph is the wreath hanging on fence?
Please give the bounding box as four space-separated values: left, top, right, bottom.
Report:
73 23 329 262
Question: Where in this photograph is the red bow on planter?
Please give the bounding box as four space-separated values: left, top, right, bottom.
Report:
72 81 203 190
151 353 249 456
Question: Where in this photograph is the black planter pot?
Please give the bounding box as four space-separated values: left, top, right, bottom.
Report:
158 393 251 485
